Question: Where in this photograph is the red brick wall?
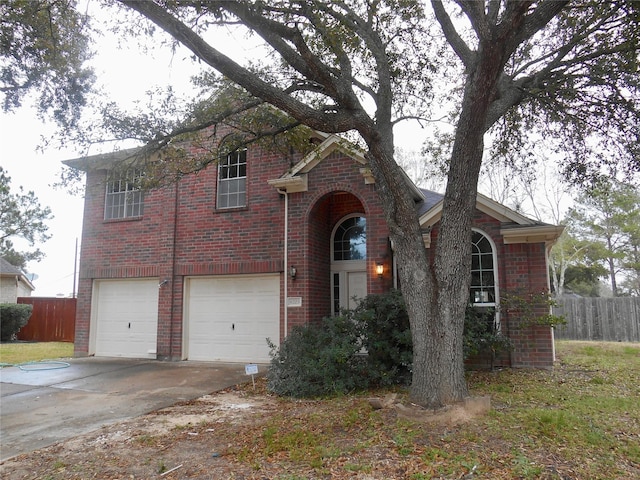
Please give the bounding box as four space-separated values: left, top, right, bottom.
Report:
502 242 554 368
74 141 392 358
285 151 392 328
301 192 332 327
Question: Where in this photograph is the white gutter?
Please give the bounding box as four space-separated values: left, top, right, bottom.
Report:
277 188 289 339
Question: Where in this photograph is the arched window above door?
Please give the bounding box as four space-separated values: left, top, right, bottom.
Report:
333 215 366 261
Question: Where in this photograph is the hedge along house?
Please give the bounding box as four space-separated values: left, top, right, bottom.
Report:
64 130 563 367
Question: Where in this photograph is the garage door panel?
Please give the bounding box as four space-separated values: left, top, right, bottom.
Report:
186 275 280 363
93 280 158 358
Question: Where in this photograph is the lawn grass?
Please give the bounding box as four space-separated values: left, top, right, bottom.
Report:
461 340 640 478
0 342 74 365
227 340 640 479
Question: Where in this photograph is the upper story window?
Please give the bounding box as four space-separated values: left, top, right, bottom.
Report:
217 149 247 209
470 230 496 305
333 216 366 261
104 169 144 220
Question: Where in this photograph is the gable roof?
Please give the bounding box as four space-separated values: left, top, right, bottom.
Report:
0 257 35 290
417 188 564 245
418 189 540 226
63 147 142 171
268 134 425 202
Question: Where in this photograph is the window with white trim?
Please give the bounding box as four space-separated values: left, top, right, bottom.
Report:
333 216 366 261
104 169 144 220
470 230 497 306
217 149 247 209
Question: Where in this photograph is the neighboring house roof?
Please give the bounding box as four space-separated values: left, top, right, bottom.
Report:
0 257 35 291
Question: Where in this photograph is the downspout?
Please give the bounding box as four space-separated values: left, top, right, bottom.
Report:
545 242 556 362
168 179 179 360
277 188 288 339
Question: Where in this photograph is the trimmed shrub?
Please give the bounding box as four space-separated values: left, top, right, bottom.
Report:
354 289 413 386
267 314 369 398
267 290 414 397
0 303 33 341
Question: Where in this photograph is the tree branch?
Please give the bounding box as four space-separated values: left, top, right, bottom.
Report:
118 0 358 133
431 0 475 69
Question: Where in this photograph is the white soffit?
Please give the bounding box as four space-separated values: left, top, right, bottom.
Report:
267 175 309 193
501 225 565 245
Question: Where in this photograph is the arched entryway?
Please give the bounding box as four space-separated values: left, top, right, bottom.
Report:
305 191 367 322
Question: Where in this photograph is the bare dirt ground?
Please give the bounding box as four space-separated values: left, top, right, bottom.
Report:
1 379 490 480
1 383 284 479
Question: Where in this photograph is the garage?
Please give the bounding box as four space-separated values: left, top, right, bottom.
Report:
184 275 280 363
91 279 159 358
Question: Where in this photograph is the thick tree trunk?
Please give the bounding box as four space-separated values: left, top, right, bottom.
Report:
361 36 507 406
365 120 472 408
359 125 437 406
409 38 508 408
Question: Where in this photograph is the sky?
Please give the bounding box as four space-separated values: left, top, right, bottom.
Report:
0 6 199 296
1 110 83 296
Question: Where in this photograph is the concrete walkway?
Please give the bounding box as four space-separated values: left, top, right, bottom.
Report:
0 357 251 461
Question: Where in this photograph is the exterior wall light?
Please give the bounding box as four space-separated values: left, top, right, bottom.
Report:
289 266 297 280
376 262 384 278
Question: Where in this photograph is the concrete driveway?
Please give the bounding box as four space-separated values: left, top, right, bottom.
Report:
0 357 251 461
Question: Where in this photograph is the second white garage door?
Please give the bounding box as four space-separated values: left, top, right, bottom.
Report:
184 275 280 363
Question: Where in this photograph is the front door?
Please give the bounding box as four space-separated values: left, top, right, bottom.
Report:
332 270 367 314
331 215 367 314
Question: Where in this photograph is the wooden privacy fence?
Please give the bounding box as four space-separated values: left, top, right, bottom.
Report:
16 297 76 342
553 297 640 342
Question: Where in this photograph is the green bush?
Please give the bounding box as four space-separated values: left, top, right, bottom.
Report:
267 290 414 398
499 291 567 328
267 314 369 398
0 303 33 341
464 306 512 369
354 289 413 386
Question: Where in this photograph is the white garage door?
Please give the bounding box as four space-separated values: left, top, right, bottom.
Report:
92 279 159 358
185 275 280 362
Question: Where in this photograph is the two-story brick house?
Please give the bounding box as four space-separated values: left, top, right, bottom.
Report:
64 131 563 367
